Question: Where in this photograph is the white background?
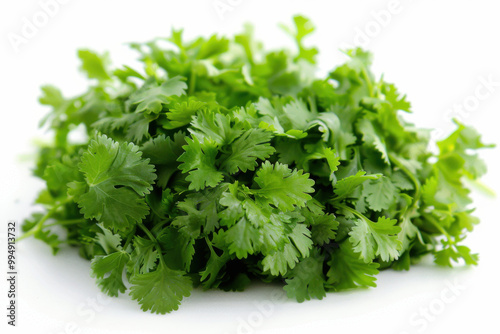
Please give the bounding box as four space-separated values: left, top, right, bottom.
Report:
1 1 499 333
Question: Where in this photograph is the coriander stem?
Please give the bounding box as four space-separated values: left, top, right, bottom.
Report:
335 203 371 223
123 229 136 250
137 222 167 268
423 214 451 239
463 178 496 197
205 236 216 255
423 214 464 255
188 67 196 95
361 67 374 98
17 198 73 242
388 153 422 210
45 218 87 227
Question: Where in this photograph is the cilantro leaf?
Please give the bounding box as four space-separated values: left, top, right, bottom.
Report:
129 263 192 314
219 129 275 174
349 216 402 263
225 217 261 259
361 176 399 212
129 77 187 114
284 249 326 302
334 171 381 200
127 236 158 275
77 49 111 81
91 251 130 296
254 161 315 211
77 135 156 231
177 136 224 190
141 133 186 188
326 241 380 291
189 110 242 146
262 224 313 276
172 187 223 238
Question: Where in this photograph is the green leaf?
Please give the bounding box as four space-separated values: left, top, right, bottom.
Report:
197 35 229 59
310 215 339 246
200 244 231 289
261 243 300 276
334 171 381 200
189 110 242 146
165 95 211 128
362 176 399 212
357 117 389 164
219 129 275 174
284 250 326 302
129 263 192 314
141 133 186 188
172 187 223 238
349 216 402 262
281 15 318 63
157 227 195 271
288 224 313 258
39 85 64 107
77 135 156 231
77 49 111 81
43 158 82 198
261 224 312 276
127 236 158 275
256 98 314 133
177 136 224 190
129 77 187 114
382 82 411 112
397 210 422 252
326 241 380 290
254 161 315 211
434 243 478 267
91 251 130 297
225 217 261 259
310 112 357 160
94 224 123 254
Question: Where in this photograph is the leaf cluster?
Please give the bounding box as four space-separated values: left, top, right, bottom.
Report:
23 16 492 313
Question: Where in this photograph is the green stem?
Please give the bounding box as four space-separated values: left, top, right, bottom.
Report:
45 218 87 228
148 203 167 221
361 67 374 98
188 66 196 95
463 178 496 197
137 222 166 268
123 228 136 250
17 198 73 242
388 153 421 210
205 236 215 254
424 214 451 239
335 203 371 223
422 214 465 258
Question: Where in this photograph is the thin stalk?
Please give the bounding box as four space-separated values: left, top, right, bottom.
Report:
137 222 166 268
188 67 196 95
335 203 370 222
205 236 215 255
123 229 136 250
424 213 459 253
463 178 496 197
388 153 422 210
424 214 451 239
45 218 87 228
17 198 73 242
361 67 374 98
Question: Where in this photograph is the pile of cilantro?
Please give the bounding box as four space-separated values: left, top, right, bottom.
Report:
22 16 492 314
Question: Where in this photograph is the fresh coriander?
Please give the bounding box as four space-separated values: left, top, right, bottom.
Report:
21 16 492 314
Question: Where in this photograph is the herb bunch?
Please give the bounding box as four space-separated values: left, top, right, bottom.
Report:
22 16 492 313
